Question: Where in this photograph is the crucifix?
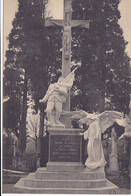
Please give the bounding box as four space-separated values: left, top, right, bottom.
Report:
45 0 89 127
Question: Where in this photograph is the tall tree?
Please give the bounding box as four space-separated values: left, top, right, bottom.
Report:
4 0 63 153
71 0 130 114
4 0 48 153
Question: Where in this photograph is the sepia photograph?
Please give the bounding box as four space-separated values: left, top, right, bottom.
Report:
2 0 131 194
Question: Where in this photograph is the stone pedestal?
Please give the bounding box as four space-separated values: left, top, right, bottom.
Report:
47 128 84 171
14 128 118 194
48 128 83 162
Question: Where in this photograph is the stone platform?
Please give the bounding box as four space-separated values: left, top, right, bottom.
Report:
14 164 118 194
14 128 118 193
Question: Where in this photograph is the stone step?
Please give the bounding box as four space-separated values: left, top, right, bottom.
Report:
14 179 118 194
26 173 35 178
35 170 105 180
46 162 84 171
23 178 107 188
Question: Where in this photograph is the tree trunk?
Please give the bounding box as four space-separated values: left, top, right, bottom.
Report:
39 110 44 138
37 110 44 166
38 110 49 167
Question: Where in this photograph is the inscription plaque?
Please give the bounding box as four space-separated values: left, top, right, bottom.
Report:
50 135 81 162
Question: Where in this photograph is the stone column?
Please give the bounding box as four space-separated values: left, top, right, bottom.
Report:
109 127 119 175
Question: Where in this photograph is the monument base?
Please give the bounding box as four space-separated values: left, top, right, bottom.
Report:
14 167 118 194
14 128 118 194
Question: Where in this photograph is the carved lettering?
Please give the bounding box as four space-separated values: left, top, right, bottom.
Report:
50 135 81 162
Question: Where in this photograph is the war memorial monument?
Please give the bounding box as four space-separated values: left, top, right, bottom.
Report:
15 0 125 193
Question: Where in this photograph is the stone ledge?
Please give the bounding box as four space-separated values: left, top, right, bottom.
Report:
48 128 84 135
23 178 107 188
35 170 105 180
47 162 84 171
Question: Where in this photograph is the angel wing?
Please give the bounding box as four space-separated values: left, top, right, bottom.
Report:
70 110 88 120
97 111 124 133
70 110 99 127
118 115 131 139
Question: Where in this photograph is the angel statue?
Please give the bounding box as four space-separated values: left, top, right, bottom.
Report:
71 110 124 171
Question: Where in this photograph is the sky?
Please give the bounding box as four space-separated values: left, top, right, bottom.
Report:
3 0 131 59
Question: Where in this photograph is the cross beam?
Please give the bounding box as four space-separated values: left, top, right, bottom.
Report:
45 19 89 29
45 0 89 78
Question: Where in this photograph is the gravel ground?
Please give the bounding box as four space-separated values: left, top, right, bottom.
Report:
2 184 130 194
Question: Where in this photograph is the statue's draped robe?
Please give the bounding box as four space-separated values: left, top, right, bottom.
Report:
43 69 75 104
84 121 106 170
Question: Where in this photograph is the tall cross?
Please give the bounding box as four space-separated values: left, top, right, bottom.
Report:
45 0 89 127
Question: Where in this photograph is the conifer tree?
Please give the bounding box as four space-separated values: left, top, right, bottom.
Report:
71 0 130 114
4 0 63 153
4 0 48 153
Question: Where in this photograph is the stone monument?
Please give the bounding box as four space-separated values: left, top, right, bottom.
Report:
109 127 119 176
14 1 119 193
42 0 89 175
